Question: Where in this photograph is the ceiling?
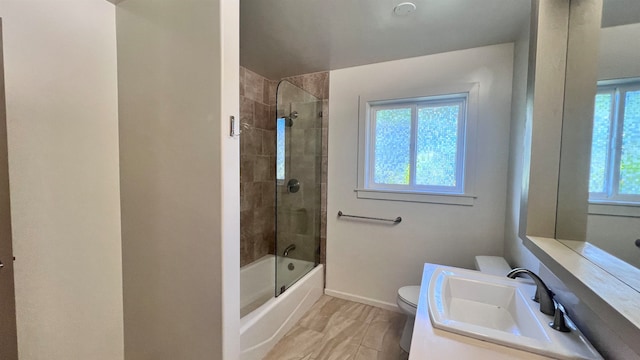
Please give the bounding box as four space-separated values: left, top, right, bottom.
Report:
107 0 636 79
240 0 531 79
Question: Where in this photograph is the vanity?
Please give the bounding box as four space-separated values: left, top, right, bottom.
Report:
409 264 602 359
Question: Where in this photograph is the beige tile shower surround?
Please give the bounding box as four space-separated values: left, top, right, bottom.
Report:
264 295 408 360
239 66 329 267
239 67 278 266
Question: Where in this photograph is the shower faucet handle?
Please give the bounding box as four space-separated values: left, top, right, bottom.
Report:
287 179 300 193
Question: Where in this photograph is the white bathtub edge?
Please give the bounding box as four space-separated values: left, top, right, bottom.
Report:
240 264 324 360
324 288 401 313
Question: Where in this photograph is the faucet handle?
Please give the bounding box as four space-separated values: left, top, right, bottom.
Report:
549 301 571 332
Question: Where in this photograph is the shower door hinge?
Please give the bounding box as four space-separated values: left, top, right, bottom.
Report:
230 115 240 138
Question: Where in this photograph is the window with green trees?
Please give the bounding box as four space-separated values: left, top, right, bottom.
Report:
589 81 640 203
367 94 467 194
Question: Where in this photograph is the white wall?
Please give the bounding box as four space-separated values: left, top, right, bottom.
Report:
220 1 241 358
327 43 514 307
598 23 640 80
587 216 640 267
117 0 239 358
0 1 123 359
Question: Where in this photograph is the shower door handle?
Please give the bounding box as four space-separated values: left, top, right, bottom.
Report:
230 115 241 137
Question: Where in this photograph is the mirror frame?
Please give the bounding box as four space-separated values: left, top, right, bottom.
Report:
554 0 601 242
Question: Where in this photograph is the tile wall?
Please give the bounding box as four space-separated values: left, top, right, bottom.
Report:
240 67 278 267
240 67 329 267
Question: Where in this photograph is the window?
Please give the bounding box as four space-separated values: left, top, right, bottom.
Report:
276 117 285 181
589 80 640 204
368 96 466 193
356 84 478 205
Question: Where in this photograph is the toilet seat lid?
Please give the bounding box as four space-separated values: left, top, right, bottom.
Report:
398 286 420 307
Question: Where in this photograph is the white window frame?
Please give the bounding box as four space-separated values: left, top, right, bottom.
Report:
589 79 640 209
356 83 479 205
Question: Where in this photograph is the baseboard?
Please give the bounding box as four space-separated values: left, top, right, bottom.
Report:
324 288 400 313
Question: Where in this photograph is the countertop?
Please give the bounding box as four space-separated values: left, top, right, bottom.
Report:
408 263 551 359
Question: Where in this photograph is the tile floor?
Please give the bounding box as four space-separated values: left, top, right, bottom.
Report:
263 295 409 360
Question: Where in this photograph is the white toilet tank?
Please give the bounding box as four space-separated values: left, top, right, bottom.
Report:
474 255 511 276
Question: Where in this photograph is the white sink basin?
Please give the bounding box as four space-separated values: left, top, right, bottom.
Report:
428 267 603 360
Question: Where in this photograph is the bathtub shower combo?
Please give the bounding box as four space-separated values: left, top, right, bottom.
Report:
239 80 324 360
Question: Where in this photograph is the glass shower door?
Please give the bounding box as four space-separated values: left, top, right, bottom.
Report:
275 80 322 296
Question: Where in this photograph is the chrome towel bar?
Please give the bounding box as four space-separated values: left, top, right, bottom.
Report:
337 210 402 224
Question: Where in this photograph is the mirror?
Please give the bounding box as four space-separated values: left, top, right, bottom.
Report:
584 1 640 270
556 0 640 284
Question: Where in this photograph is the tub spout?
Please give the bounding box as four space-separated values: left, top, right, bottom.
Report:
283 244 296 257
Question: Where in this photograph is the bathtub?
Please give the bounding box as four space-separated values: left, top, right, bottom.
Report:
240 255 323 360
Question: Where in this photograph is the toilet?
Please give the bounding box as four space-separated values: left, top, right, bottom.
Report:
396 285 420 352
396 256 512 352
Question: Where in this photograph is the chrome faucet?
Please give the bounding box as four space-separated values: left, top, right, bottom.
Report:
507 268 556 316
283 244 296 257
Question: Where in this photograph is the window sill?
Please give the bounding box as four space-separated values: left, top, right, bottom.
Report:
588 201 640 217
354 188 476 205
